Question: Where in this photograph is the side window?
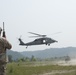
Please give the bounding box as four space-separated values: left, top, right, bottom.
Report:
43 40 46 43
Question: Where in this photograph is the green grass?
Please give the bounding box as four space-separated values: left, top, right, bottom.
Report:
7 62 76 75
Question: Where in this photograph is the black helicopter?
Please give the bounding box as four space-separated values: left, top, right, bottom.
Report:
18 32 58 48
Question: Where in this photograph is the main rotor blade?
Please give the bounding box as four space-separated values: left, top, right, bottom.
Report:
29 36 41 38
28 32 46 37
28 32 42 36
51 32 62 35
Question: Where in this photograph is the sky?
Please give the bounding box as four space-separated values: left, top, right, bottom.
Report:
0 0 76 52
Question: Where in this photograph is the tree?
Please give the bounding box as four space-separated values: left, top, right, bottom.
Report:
8 55 13 62
65 56 70 62
25 57 30 62
18 57 25 62
30 55 36 61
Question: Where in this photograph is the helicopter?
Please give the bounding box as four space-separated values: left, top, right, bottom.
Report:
18 32 58 48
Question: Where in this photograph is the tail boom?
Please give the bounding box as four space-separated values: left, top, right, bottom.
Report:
18 38 25 45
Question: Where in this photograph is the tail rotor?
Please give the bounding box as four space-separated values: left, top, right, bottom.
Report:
17 35 25 45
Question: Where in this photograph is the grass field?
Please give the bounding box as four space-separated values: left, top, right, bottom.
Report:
7 61 76 75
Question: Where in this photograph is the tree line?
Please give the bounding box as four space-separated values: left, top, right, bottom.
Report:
8 54 71 62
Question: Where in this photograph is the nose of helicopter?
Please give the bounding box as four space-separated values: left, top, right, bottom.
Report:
55 40 58 42
53 40 58 43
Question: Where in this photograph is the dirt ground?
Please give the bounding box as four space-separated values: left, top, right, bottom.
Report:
40 70 75 75
39 59 76 75
57 59 76 66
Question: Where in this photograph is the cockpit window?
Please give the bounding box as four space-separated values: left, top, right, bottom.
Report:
34 39 38 41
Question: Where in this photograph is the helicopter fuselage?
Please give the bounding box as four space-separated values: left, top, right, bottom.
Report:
19 37 57 47
18 32 58 48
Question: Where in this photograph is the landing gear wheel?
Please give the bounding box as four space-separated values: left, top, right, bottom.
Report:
26 46 28 48
48 44 50 46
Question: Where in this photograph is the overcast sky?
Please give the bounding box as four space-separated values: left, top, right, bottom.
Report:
0 0 76 52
